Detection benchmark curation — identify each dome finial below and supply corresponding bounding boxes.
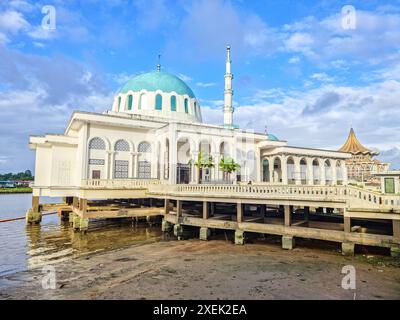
[157,54,161,72]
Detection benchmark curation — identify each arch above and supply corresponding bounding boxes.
[262,159,270,182]
[139,93,148,110]
[89,137,106,150]
[325,159,332,185]
[88,137,106,179]
[127,94,133,111]
[219,141,230,157]
[170,95,177,112]
[138,141,152,179]
[177,137,192,184]
[272,157,282,183]
[287,156,295,184]
[138,141,152,153]
[155,94,162,110]
[312,159,321,185]
[114,139,130,152]
[118,96,121,111]
[300,158,307,185]
[184,98,188,113]
[194,101,197,117]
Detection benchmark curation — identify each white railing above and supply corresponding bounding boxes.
[82,179,162,189]
[81,179,400,210]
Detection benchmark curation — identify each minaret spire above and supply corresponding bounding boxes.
[157,54,161,72]
[223,45,234,127]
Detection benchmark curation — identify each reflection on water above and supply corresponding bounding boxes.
[0,194,163,285]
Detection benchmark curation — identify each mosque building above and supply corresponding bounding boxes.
[26,47,400,257]
[29,46,350,195]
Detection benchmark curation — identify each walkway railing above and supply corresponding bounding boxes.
[81,179,162,189]
[81,179,400,210]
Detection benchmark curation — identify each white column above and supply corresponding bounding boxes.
[109,151,116,179]
[307,158,314,185]
[191,151,198,184]
[269,158,274,183]
[169,138,177,184]
[281,156,288,185]
[331,159,338,185]
[256,152,262,183]
[320,159,326,186]
[342,161,348,185]
[294,157,301,185]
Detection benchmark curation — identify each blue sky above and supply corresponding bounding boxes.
[1,0,400,173]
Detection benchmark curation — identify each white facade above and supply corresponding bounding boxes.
[29,48,351,198]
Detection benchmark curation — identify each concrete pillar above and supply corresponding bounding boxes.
[390,246,400,258]
[79,198,87,215]
[176,200,182,217]
[199,227,211,241]
[164,198,171,215]
[237,202,243,223]
[235,230,245,245]
[161,219,172,232]
[344,216,351,233]
[304,206,310,223]
[341,242,355,256]
[26,196,42,224]
[203,201,209,220]
[282,235,295,250]
[210,202,216,216]
[393,220,400,239]
[72,213,89,232]
[284,205,291,226]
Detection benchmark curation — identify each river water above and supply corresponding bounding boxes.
[0,193,163,288]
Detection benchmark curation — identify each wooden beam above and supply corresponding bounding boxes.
[284,205,291,226]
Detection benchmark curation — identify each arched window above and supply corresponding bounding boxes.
[128,95,133,111]
[155,94,162,110]
[139,93,147,110]
[118,96,121,111]
[194,102,197,117]
[138,142,151,153]
[114,139,130,152]
[170,95,177,112]
[89,138,105,150]
[184,98,188,113]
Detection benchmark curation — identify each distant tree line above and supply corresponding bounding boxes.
[0,170,34,181]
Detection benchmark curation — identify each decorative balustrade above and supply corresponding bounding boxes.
[81,179,400,210]
[82,179,162,189]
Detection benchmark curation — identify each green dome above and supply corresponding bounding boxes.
[268,133,279,141]
[119,71,196,98]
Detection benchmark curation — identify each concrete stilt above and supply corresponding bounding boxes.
[161,219,172,232]
[199,227,211,241]
[72,214,89,232]
[390,246,400,258]
[25,196,41,224]
[341,242,355,256]
[284,205,291,226]
[174,224,183,239]
[282,235,295,250]
[234,230,245,245]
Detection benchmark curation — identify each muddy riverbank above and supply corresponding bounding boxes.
[2,238,400,300]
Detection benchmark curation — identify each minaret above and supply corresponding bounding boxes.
[157,54,161,72]
[223,45,234,127]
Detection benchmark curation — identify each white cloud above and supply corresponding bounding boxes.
[288,56,300,64]
[0,10,30,33]
[196,82,216,87]
[178,73,192,82]
[310,72,335,82]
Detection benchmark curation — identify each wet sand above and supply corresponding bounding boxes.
[1,238,400,300]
